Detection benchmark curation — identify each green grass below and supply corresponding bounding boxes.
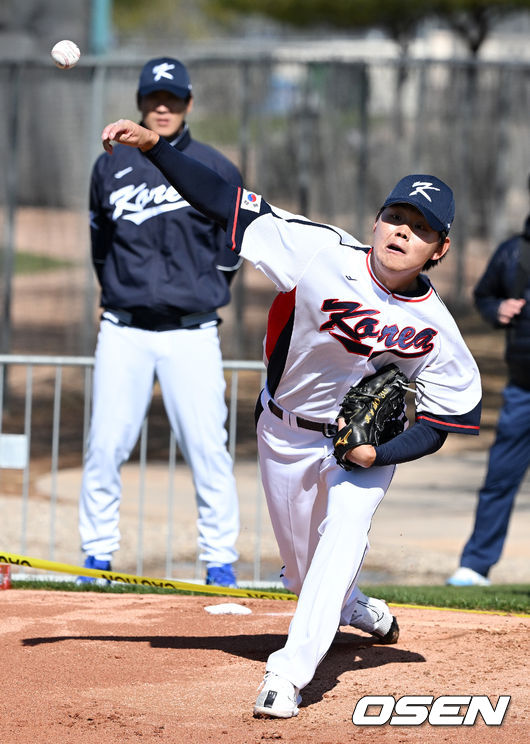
[10,577,298,598]
[361,584,530,616]
[12,579,222,597]
[14,252,74,274]
[10,579,530,615]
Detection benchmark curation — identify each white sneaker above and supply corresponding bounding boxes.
[446,566,491,587]
[349,596,399,644]
[254,672,301,718]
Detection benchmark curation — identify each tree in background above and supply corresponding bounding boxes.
[205,0,529,307]
[206,0,434,56]
[207,1,439,137]
[206,0,530,57]
[113,0,223,43]
[111,1,530,60]
[429,1,530,300]
[432,0,530,56]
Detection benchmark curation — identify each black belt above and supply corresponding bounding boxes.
[103,308,219,332]
[267,399,337,437]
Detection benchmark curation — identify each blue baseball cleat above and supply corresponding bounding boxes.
[76,555,112,585]
[205,563,238,588]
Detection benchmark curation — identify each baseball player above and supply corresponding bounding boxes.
[99,119,482,718]
[78,59,243,589]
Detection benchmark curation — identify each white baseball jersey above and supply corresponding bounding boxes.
[145,133,482,696]
[229,192,481,434]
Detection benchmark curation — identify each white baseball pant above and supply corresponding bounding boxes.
[257,389,395,690]
[79,318,239,564]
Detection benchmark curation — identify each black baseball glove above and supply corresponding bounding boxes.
[333,363,409,470]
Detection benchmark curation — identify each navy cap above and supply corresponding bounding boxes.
[137,57,192,100]
[382,174,455,233]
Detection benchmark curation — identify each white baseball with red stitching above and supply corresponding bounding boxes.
[51,40,81,69]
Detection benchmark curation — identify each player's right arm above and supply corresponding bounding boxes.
[474,240,525,326]
[100,119,347,293]
[101,119,237,229]
[497,298,526,324]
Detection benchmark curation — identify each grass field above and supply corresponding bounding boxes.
[14,251,74,274]
[10,578,530,616]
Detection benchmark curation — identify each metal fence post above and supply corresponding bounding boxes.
[49,365,63,560]
[20,365,33,555]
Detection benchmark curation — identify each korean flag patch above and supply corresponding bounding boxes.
[241,189,262,213]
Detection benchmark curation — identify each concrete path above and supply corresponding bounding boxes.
[2,444,528,586]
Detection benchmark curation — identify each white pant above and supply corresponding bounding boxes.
[79,319,239,564]
[257,391,394,690]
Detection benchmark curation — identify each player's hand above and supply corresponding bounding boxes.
[497,298,526,325]
[101,119,159,154]
[336,416,376,468]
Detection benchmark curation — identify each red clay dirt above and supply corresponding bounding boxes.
[0,590,527,744]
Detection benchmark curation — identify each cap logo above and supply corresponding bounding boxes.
[409,181,440,202]
[152,62,176,82]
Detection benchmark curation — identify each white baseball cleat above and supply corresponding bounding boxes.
[349,596,400,644]
[253,672,301,718]
[446,566,491,587]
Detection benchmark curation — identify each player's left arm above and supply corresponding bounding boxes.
[375,421,447,466]
[342,344,481,469]
[342,419,448,468]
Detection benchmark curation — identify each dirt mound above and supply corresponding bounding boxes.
[0,590,527,743]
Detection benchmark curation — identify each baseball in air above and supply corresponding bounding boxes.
[51,40,81,69]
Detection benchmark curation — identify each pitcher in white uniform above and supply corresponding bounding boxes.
[98,119,482,719]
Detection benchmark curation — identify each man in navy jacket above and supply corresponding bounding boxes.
[79,57,242,587]
[448,183,530,586]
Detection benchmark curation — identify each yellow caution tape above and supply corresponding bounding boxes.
[0,551,296,601]
[389,602,530,619]
[2,552,527,617]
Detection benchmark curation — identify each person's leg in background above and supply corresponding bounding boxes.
[78,321,156,580]
[448,383,530,586]
[156,324,239,587]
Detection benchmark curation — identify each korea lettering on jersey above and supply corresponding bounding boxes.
[228,190,481,433]
[108,180,189,225]
[90,137,242,313]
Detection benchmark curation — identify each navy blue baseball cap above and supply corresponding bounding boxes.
[137,57,192,100]
[382,174,455,234]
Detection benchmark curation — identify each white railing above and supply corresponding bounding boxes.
[0,355,278,584]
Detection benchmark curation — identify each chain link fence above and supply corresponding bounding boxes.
[0,51,529,583]
[0,354,270,582]
[1,53,529,359]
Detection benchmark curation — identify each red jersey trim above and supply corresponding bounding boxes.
[366,249,433,302]
[230,186,242,250]
[265,288,296,362]
[417,414,480,431]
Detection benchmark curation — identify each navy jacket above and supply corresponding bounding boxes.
[474,219,530,389]
[89,125,242,319]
